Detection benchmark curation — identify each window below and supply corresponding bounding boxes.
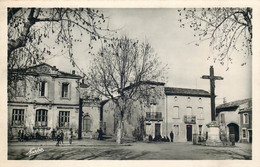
[35,109,48,127]
[62,83,69,98]
[173,106,179,118]
[198,125,203,135]
[12,109,24,126]
[59,111,70,127]
[198,98,202,103]
[186,107,192,116]
[16,80,26,97]
[221,113,225,123]
[198,107,204,119]
[242,129,247,138]
[187,97,191,102]
[243,113,249,124]
[83,115,92,132]
[173,124,179,135]
[39,81,48,97]
[150,103,156,113]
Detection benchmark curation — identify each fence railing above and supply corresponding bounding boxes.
[184,115,196,124]
[146,112,163,121]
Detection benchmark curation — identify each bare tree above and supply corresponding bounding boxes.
[178,8,252,69]
[87,36,166,144]
[8,8,112,98]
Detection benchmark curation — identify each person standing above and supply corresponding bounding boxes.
[18,130,21,142]
[69,128,73,144]
[56,132,61,146]
[170,131,174,142]
[60,130,64,144]
[97,128,103,140]
[51,129,56,141]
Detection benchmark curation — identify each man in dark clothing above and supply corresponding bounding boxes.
[69,128,73,144]
[51,129,56,141]
[56,133,61,146]
[170,131,174,142]
[60,130,64,144]
[97,128,103,140]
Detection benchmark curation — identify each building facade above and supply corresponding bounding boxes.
[216,98,252,142]
[8,63,83,139]
[164,87,211,142]
[102,84,212,142]
[239,106,252,143]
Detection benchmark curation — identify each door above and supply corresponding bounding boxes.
[227,123,239,142]
[249,130,252,143]
[186,125,192,141]
[155,124,161,137]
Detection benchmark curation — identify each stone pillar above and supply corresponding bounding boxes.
[205,121,222,146]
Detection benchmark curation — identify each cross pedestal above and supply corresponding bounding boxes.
[202,66,223,146]
[205,121,222,146]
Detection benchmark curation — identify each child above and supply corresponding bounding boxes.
[56,132,61,146]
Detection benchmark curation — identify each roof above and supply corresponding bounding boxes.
[216,98,252,110]
[22,63,82,79]
[239,106,252,114]
[123,80,165,91]
[164,87,210,97]
[216,98,252,114]
[140,81,165,86]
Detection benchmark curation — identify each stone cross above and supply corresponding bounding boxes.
[202,66,223,121]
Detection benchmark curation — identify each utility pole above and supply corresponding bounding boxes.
[78,98,83,139]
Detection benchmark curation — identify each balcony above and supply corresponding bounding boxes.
[146,112,163,121]
[184,115,196,124]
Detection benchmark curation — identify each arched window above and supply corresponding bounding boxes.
[35,109,48,127]
[83,114,92,132]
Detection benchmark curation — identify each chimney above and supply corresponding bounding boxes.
[223,97,227,104]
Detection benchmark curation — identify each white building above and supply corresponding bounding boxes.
[102,82,211,142]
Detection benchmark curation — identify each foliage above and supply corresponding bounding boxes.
[132,115,146,141]
[178,8,252,69]
[8,8,112,99]
[87,36,166,143]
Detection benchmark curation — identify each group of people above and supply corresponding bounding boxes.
[51,128,73,146]
[148,131,175,142]
[17,130,46,141]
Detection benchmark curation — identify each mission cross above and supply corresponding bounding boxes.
[201,66,223,121]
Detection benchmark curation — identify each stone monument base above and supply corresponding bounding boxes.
[205,121,223,146]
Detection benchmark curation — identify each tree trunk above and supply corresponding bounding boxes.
[116,119,123,144]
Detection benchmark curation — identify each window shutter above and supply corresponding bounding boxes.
[45,82,48,97]
[62,84,64,97]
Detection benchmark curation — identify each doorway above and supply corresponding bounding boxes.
[248,130,252,143]
[155,124,161,137]
[82,115,92,132]
[227,123,239,142]
[186,125,192,141]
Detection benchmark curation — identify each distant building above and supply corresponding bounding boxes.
[239,106,252,143]
[164,87,211,142]
[216,98,252,142]
[80,83,102,138]
[102,82,211,142]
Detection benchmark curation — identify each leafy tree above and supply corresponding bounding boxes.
[132,115,146,141]
[178,8,252,69]
[8,8,112,98]
[87,36,166,144]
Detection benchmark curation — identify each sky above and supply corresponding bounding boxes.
[46,8,252,105]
